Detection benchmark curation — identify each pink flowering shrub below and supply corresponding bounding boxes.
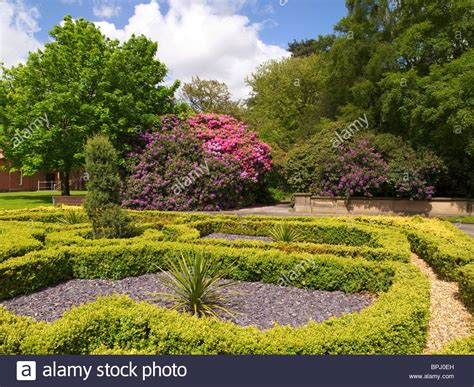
[189,114,272,183]
[123,114,272,210]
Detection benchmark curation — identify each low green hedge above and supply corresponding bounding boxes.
[348,216,474,310]
[436,335,474,355]
[194,219,378,247]
[457,263,474,311]
[13,262,429,354]
[162,224,200,242]
[0,248,72,299]
[0,241,396,299]
[351,216,474,279]
[0,222,46,262]
[195,238,409,262]
[44,227,163,247]
[0,307,37,354]
[0,207,74,222]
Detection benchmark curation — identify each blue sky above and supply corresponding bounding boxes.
[31,0,347,46]
[1,0,348,98]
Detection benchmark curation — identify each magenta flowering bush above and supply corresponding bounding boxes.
[122,114,272,211]
[315,139,389,198]
[189,113,272,182]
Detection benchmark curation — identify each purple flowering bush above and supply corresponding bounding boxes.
[123,114,272,211]
[315,139,389,198]
[287,130,444,199]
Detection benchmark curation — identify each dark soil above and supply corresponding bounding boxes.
[0,273,375,330]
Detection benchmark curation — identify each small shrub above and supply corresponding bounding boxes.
[150,250,237,318]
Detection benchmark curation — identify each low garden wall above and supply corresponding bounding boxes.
[294,194,473,217]
[52,196,85,206]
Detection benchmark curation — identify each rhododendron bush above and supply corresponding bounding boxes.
[286,131,443,199]
[123,114,272,210]
[316,140,389,198]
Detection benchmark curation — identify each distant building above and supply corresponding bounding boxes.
[0,151,84,192]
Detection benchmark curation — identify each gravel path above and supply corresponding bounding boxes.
[0,273,374,330]
[202,233,272,242]
[410,253,472,353]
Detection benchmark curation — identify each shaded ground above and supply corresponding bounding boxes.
[0,273,375,330]
[410,253,472,353]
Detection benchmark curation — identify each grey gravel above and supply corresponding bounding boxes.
[0,274,375,330]
[202,233,272,242]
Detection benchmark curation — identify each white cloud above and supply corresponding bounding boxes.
[0,0,42,68]
[94,0,289,99]
[93,1,121,19]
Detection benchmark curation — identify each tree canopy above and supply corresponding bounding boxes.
[0,16,178,195]
[180,77,243,119]
[247,0,473,196]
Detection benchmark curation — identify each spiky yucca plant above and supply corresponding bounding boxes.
[268,223,302,243]
[58,210,86,225]
[151,250,237,318]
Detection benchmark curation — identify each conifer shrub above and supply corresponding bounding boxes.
[84,134,133,238]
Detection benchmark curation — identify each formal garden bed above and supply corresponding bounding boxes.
[0,207,472,355]
[0,272,375,329]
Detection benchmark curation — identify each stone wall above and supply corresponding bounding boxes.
[294,194,472,216]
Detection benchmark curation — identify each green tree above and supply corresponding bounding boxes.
[0,16,178,195]
[288,34,336,57]
[84,134,132,239]
[246,54,329,153]
[180,77,244,119]
[281,0,473,195]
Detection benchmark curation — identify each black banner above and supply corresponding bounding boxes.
[1,355,472,387]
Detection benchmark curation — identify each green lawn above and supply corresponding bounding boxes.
[0,191,86,209]
[440,216,474,224]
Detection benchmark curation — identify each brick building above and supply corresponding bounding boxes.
[0,151,84,192]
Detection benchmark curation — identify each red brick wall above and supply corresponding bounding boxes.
[0,160,49,192]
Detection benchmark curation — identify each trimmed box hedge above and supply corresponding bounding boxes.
[0,222,46,262]
[0,240,396,299]
[436,335,474,355]
[0,208,472,354]
[1,260,429,355]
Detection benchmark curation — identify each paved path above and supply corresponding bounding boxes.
[452,223,474,238]
[218,203,305,217]
[218,204,474,238]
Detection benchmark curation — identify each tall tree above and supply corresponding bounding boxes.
[180,77,243,119]
[0,16,178,195]
[246,54,329,153]
[288,35,336,57]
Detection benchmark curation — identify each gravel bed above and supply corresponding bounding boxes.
[0,273,375,330]
[202,233,272,242]
[410,253,472,353]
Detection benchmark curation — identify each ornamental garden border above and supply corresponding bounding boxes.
[0,208,472,354]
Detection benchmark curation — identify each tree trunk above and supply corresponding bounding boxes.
[60,171,70,196]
